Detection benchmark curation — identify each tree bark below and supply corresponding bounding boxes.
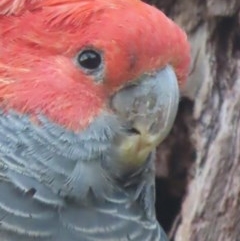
[144,0,240,240]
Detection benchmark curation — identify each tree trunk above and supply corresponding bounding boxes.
[144,0,240,240]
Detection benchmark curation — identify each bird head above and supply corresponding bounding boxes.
[0,0,190,183]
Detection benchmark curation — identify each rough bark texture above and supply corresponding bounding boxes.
[144,0,240,240]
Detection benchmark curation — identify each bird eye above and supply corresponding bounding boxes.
[77,49,102,70]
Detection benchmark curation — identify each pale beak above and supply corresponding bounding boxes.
[111,65,179,167]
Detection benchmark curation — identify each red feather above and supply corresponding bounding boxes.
[0,0,190,131]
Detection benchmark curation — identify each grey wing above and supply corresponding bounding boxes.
[0,113,168,241]
[0,169,166,241]
[0,164,59,241]
[0,113,62,240]
[0,163,167,241]
[57,193,166,241]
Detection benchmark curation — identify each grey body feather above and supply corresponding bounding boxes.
[0,111,168,241]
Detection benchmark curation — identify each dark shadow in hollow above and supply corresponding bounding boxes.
[154,98,195,235]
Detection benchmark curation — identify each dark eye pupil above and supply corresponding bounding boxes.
[78,50,101,70]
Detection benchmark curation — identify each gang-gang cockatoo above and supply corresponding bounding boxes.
[0,0,190,240]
